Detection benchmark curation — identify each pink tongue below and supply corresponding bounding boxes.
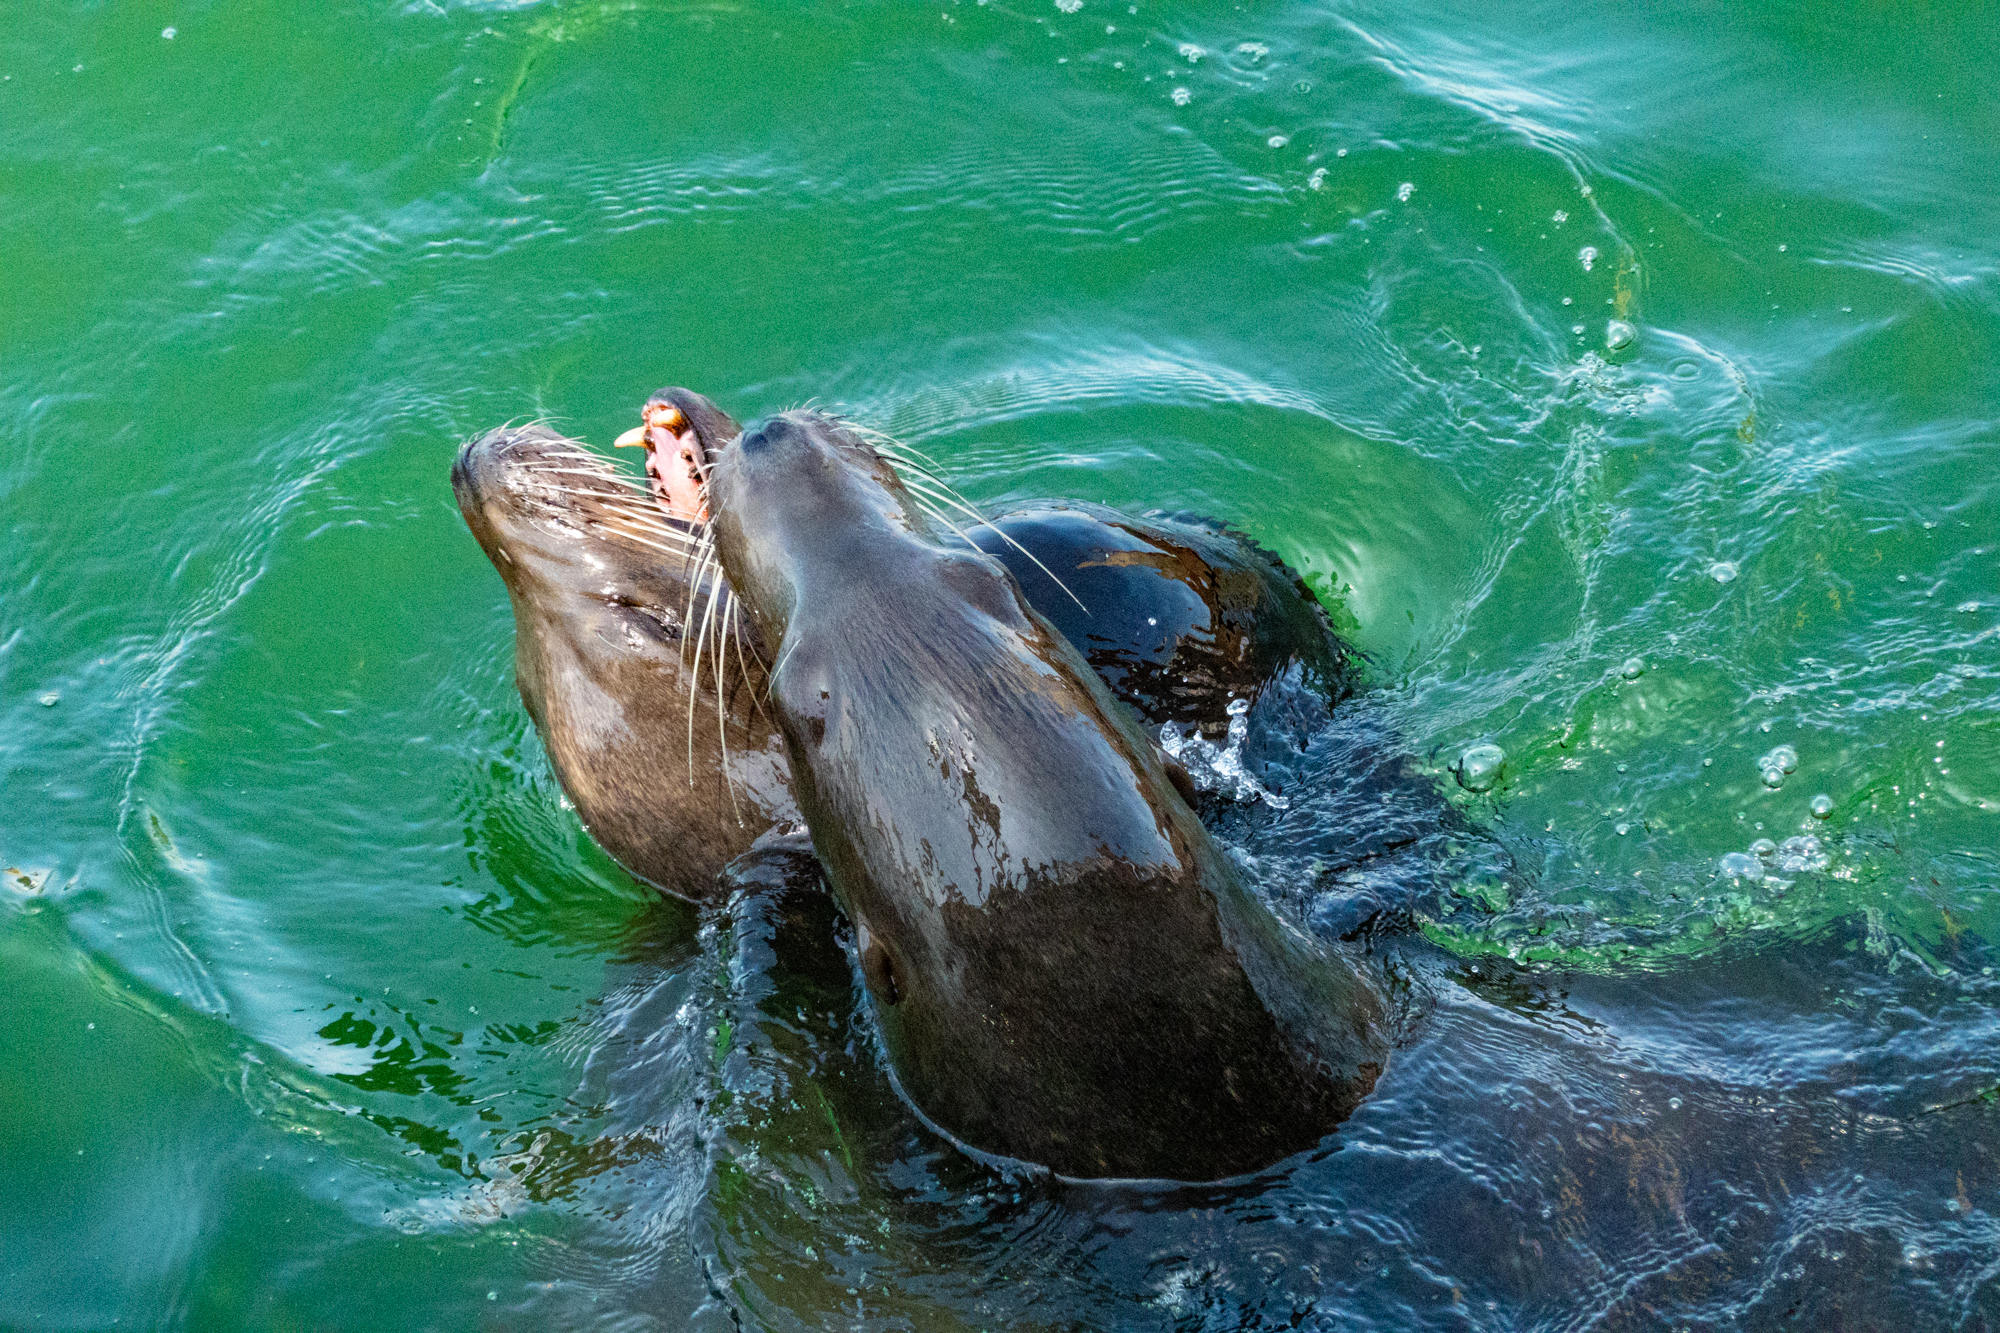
[645,425,709,523]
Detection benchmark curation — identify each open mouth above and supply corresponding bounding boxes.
[615,399,710,524]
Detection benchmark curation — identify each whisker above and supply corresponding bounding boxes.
[685,564,715,789]
[523,482,655,503]
[522,466,651,489]
[593,527,701,560]
[714,586,742,823]
[599,515,701,545]
[729,592,772,727]
[898,475,1088,613]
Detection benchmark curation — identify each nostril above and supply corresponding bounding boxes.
[739,428,771,455]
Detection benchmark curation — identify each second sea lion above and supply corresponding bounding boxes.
[706,409,1386,1181]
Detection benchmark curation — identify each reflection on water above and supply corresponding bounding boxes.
[3,0,1998,1326]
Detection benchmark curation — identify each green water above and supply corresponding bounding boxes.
[4,0,1998,1328]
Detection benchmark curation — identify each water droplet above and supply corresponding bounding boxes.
[1267,134,1289,148]
[1667,1096,1683,1110]
[1606,320,1636,351]
[1615,822,1630,836]
[38,692,58,706]
[1170,86,1190,106]
[161,26,177,39]
[1396,181,1415,202]
[1454,743,1505,792]
[1709,561,1739,584]
[1620,656,1645,680]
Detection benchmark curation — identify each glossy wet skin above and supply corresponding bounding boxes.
[708,410,1387,1180]
[969,501,1355,733]
[452,394,797,899]
[454,386,1358,908]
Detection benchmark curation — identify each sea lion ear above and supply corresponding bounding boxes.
[767,638,833,718]
[933,549,1033,632]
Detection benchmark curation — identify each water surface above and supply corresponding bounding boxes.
[3,0,1998,1328]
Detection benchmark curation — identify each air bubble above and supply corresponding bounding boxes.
[1750,838,1777,858]
[1054,0,1081,11]
[1756,746,1797,789]
[161,26,177,38]
[1453,743,1505,792]
[1170,86,1190,105]
[1579,245,1598,271]
[1267,134,1289,148]
[1667,1096,1683,1110]
[1775,835,1827,873]
[1397,181,1415,202]
[1718,852,1763,879]
[1709,561,1739,584]
[1606,320,1636,351]
[1809,794,1834,819]
[1178,42,1204,62]
[1307,167,1326,190]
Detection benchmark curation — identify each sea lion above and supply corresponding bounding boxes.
[452,391,795,900]
[707,409,1386,1181]
[963,501,1353,732]
[456,389,1356,903]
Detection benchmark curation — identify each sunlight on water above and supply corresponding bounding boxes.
[3,0,1998,1328]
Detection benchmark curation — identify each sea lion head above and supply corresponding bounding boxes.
[452,391,793,898]
[708,410,1384,1180]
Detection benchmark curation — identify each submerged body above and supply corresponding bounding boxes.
[707,410,1385,1180]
